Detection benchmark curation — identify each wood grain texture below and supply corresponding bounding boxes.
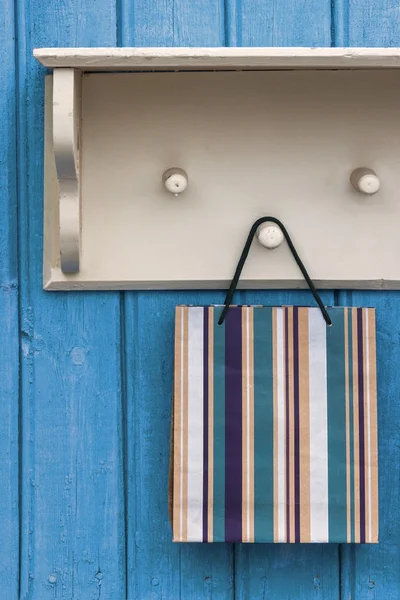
[0,1,19,598]
[334,0,400,46]
[225,0,332,46]
[123,291,233,599]
[335,4,400,598]
[120,0,224,46]
[16,1,125,598]
[3,0,397,598]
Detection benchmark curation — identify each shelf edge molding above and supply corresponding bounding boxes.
[34,46,400,71]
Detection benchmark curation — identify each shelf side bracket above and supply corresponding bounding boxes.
[53,68,81,273]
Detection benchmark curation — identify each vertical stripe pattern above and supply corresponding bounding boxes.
[173,306,379,543]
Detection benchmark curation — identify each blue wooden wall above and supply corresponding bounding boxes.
[1,0,400,598]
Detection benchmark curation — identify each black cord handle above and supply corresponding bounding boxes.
[218,217,332,326]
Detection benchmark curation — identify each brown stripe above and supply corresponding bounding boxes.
[298,308,310,543]
[352,308,360,543]
[208,307,214,542]
[242,307,248,541]
[273,308,279,542]
[344,308,351,543]
[182,307,189,542]
[362,309,370,542]
[249,308,255,543]
[283,309,288,542]
[173,307,183,540]
[368,309,379,543]
[288,307,295,543]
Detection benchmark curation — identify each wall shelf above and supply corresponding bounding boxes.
[35,48,400,290]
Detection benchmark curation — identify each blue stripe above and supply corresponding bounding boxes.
[253,308,274,542]
[326,308,347,542]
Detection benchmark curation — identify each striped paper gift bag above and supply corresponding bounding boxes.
[171,305,378,543]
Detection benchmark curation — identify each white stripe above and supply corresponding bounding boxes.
[276,309,286,542]
[246,308,250,542]
[186,307,204,541]
[365,313,372,543]
[179,310,184,541]
[309,309,329,543]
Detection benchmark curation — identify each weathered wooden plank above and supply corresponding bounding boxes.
[121,5,233,597]
[17,1,126,598]
[334,0,400,47]
[335,5,400,598]
[0,1,19,598]
[223,2,339,598]
[123,291,233,600]
[225,0,332,46]
[120,0,224,46]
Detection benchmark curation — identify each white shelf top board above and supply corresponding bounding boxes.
[34,47,400,71]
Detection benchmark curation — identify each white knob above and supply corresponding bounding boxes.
[163,168,188,195]
[257,222,284,249]
[350,168,380,195]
